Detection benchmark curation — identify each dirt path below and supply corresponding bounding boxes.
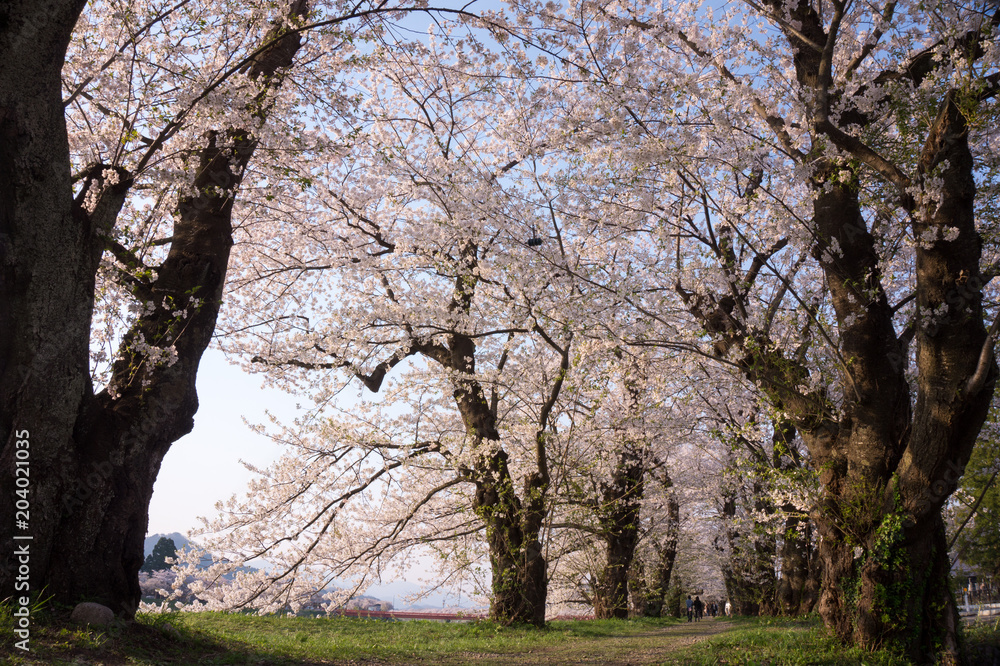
[442,619,734,665]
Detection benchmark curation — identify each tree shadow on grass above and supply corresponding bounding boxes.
[0,607,360,666]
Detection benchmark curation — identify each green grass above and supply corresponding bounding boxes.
[2,605,999,665]
[672,616,911,665]
[147,612,686,663]
[963,618,1000,664]
[1,607,689,665]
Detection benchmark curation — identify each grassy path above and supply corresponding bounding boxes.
[441,619,735,665]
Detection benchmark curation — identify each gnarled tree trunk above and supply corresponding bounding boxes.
[674,3,997,657]
[775,512,818,616]
[629,486,679,617]
[0,0,308,615]
[592,444,643,619]
[452,322,554,626]
[471,445,549,626]
[772,421,818,616]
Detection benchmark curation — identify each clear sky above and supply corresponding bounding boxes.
[146,348,302,537]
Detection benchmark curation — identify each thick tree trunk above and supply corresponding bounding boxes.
[1,129,243,615]
[808,89,990,662]
[772,422,817,616]
[593,445,643,619]
[686,155,988,649]
[41,136,239,611]
[628,473,679,617]
[654,493,680,614]
[453,338,549,626]
[693,88,991,657]
[593,531,637,619]
[472,448,548,626]
[780,7,993,661]
[775,513,815,615]
[520,491,549,626]
[0,0,95,608]
[813,506,962,655]
[628,537,678,618]
[0,0,307,615]
[593,362,653,619]
[716,475,777,616]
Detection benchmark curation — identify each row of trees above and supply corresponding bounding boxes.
[3,0,1000,662]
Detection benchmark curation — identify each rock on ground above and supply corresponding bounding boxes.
[70,602,115,626]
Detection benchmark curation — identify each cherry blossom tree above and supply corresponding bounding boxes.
[138,568,177,601]
[543,349,688,619]
[209,31,606,623]
[0,0,481,617]
[710,407,820,616]
[519,0,1000,658]
[673,363,819,616]
[11,5,994,659]
[625,485,681,618]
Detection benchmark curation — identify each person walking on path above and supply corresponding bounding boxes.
[686,595,693,622]
[725,600,732,617]
[693,596,704,621]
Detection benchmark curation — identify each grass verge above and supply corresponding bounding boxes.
[2,604,999,665]
[677,615,1000,665]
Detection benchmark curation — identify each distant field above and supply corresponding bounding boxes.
[3,608,999,665]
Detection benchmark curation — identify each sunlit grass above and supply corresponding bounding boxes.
[3,608,998,665]
[154,612,683,662]
[673,616,911,665]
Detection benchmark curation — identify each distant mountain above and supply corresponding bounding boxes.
[144,531,261,579]
[144,532,217,569]
[144,532,191,558]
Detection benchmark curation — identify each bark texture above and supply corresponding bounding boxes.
[772,422,819,616]
[669,1,1000,657]
[0,0,97,608]
[458,368,550,626]
[0,0,308,615]
[592,443,643,619]
[447,245,556,627]
[775,511,819,616]
[678,10,997,656]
